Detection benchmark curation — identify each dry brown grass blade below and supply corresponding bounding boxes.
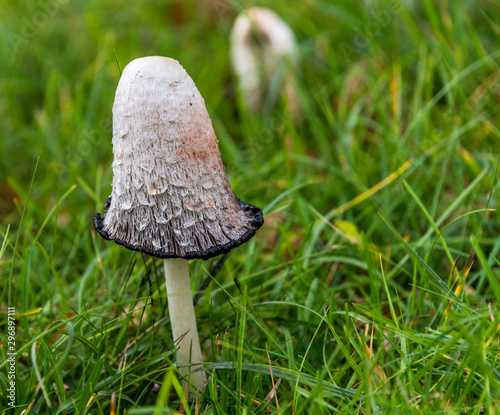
[265,342,280,410]
[364,324,391,390]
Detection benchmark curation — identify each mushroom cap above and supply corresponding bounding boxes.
[231,7,296,57]
[94,56,263,260]
[230,7,297,111]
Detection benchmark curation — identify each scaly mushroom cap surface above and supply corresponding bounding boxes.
[94,56,263,260]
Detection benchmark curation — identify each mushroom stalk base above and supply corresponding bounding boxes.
[164,258,206,395]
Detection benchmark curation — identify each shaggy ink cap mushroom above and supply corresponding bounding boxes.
[94,56,263,259]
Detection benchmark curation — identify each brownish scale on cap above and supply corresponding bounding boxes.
[94,56,263,259]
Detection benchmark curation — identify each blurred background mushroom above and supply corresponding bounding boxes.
[230,7,301,116]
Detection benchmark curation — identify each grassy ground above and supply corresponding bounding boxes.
[1,0,500,413]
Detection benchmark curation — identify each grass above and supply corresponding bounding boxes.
[1,0,500,413]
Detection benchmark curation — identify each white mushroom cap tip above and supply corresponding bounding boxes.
[121,56,188,83]
[95,56,263,260]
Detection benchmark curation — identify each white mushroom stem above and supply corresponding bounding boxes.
[164,258,206,395]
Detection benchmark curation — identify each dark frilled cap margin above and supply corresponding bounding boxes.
[94,198,263,260]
